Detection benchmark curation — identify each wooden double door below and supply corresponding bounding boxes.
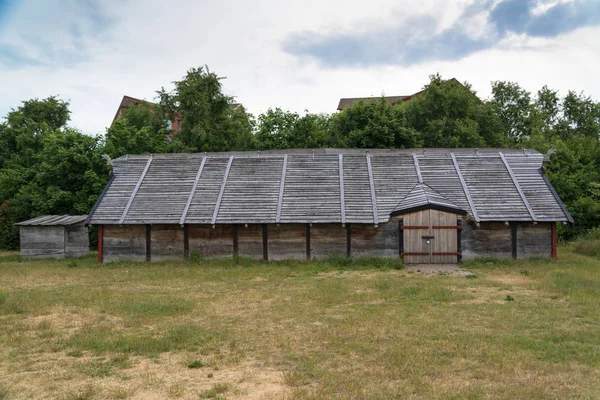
[401,209,461,264]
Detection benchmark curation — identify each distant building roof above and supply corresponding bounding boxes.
[337,94,418,111]
[15,215,89,226]
[337,78,464,111]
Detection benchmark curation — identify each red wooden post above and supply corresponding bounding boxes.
[551,222,557,260]
[97,225,103,264]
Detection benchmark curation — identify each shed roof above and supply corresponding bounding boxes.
[87,148,573,226]
[391,183,467,216]
[16,215,89,226]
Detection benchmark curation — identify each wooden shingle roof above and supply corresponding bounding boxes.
[391,183,467,216]
[87,149,572,226]
[16,215,88,226]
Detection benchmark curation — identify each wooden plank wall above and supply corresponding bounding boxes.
[237,224,264,259]
[99,221,555,263]
[461,222,512,260]
[189,225,234,259]
[103,225,146,262]
[517,222,552,258]
[350,223,398,258]
[310,224,347,259]
[268,224,306,260]
[64,225,90,258]
[151,224,184,261]
[20,226,66,259]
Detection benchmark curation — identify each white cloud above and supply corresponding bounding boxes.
[0,0,599,135]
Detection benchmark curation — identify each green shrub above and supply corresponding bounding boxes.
[188,360,204,369]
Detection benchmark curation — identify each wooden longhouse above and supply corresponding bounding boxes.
[86,149,572,264]
[16,215,90,259]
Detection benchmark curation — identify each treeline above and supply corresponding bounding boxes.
[1,67,599,249]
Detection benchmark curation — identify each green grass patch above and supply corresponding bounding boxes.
[66,324,226,357]
[0,246,599,399]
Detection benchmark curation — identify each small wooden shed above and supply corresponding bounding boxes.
[15,215,90,259]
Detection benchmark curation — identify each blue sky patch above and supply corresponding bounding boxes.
[284,0,600,67]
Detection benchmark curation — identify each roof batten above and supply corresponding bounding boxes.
[366,153,378,225]
[412,153,423,183]
[451,153,480,222]
[275,155,288,223]
[212,156,234,225]
[119,156,152,225]
[339,154,346,224]
[180,156,207,226]
[499,152,537,221]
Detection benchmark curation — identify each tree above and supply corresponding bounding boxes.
[254,109,329,150]
[0,96,70,169]
[329,98,421,149]
[490,81,534,144]
[157,66,254,152]
[0,98,108,250]
[404,75,507,148]
[104,102,170,158]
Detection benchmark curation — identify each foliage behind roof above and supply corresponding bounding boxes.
[87,148,572,226]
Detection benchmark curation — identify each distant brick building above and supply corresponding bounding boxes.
[336,78,462,111]
[113,95,245,133]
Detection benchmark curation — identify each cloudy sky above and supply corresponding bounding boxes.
[1,0,599,135]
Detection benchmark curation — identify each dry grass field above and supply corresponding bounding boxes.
[0,247,599,399]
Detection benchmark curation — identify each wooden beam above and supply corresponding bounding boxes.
[412,153,423,183]
[183,224,189,259]
[366,153,379,225]
[306,224,311,261]
[339,154,346,224]
[399,220,404,258]
[233,224,239,257]
[346,223,351,257]
[451,153,480,222]
[499,152,537,221]
[119,156,152,224]
[212,156,234,225]
[551,222,557,260]
[145,224,151,262]
[511,223,518,259]
[276,155,288,223]
[180,156,207,226]
[97,225,103,264]
[262,224,268,261]
[457,219,462,262]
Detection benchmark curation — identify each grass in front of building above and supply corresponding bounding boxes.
[0,246,598,399]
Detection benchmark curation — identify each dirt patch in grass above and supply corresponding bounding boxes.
[488,274,534,286]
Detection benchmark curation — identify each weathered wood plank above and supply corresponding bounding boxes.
[499,152,537,221]
[451,153,479,222]
[365,154,378,225]
[119,156,153,224]
[339,154,346,224]
[517,222,552,258]
[310,224,346,259]
[413,153,423,183]
[180,156,207,225]
[350,223,398,258]
[151,224,185,261]
[461,221,512,260]
[237,224,263,259]
[276,155,288,223]
[212,156,234,225]
[103,225,146,262]
[189,224,234,259]
[268,224,306,261]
